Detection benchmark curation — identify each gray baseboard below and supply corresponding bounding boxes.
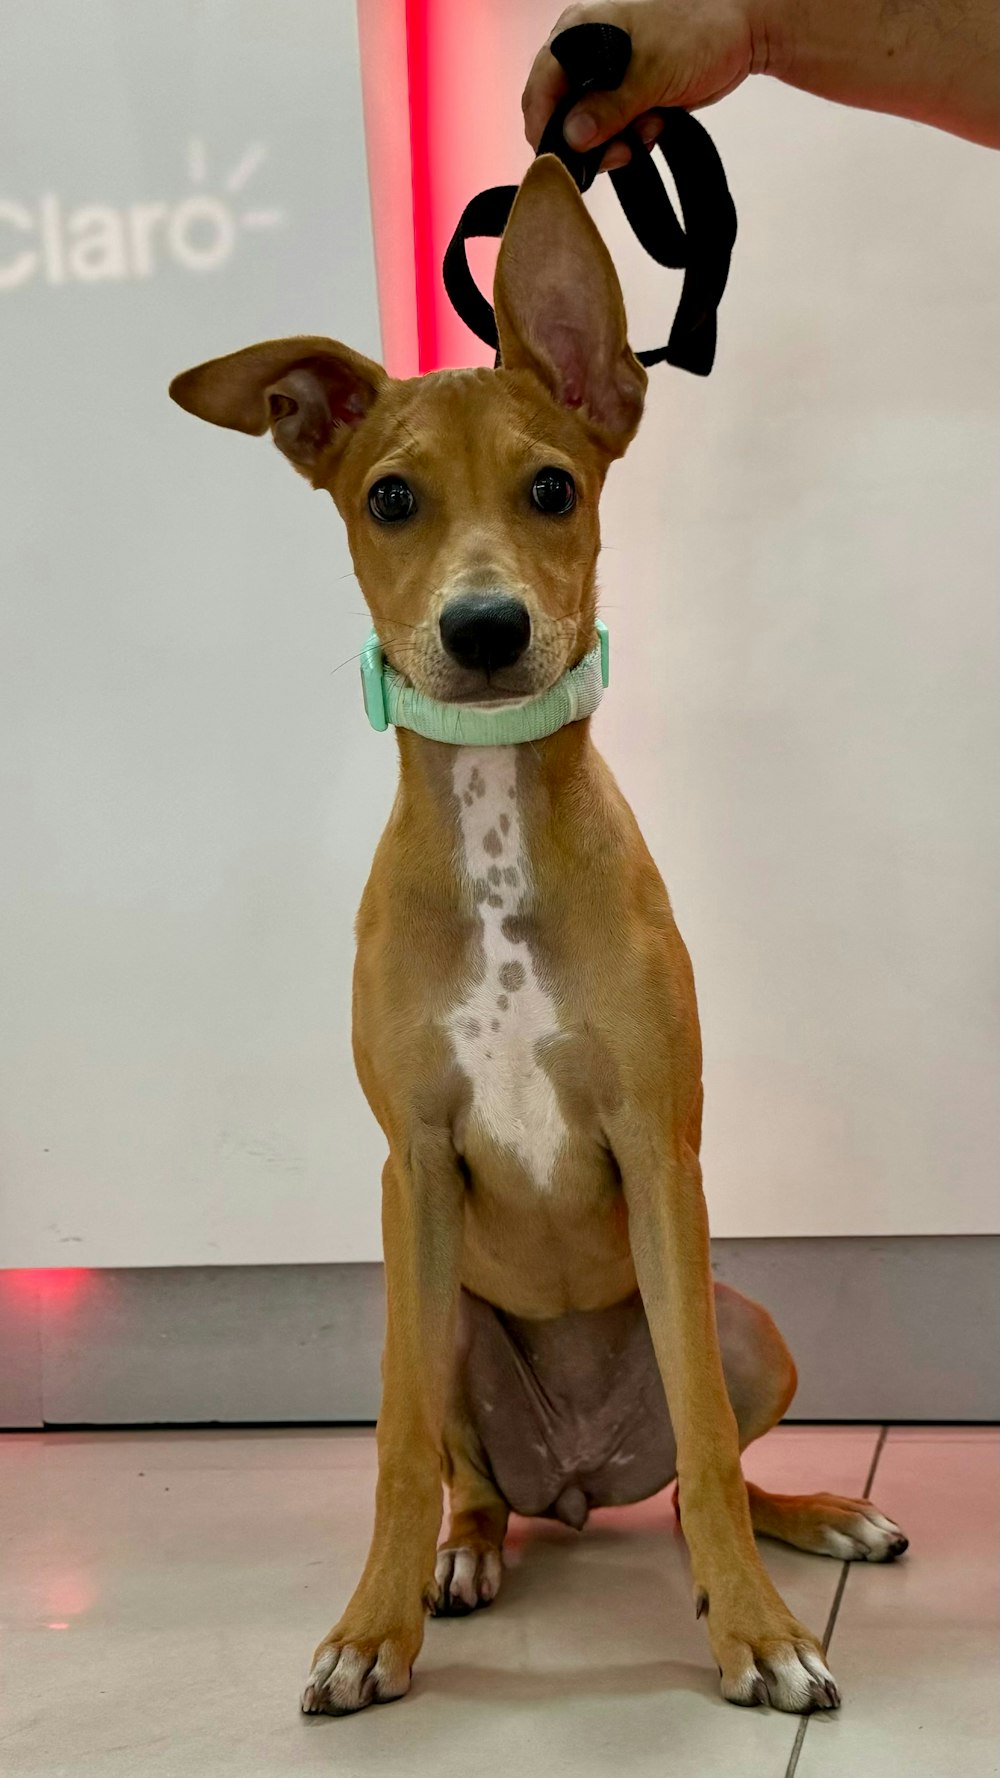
[2,1237,998,1429]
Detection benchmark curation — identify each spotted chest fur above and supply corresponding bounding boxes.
[445,747,568,1190]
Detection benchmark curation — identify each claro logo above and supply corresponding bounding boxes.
[0,140,284,292]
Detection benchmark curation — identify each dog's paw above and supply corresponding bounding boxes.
[793,1493,909,1563]
[430,1543,503,1616]
[301,1635,413,1717]
[721,1637,841,1714]
[708,1594,841,1716]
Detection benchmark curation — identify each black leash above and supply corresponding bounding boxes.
[442,21,737,377]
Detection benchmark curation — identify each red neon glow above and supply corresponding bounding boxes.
[46,1623,70,1632]
[362,0,524,375]
[46,1569,98,1619]
[2,1268,93,1309]
[405,0,438,373]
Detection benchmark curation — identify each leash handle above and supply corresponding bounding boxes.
[441,21,737,377]
[536,21,634,194]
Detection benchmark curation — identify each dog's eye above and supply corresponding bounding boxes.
[531,467,576,516]
[368,476,416,523]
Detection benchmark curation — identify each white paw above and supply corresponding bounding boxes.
[431,1544,503,1615]
[814,1498,909,1563]
[301,1638,411,1716]
[724,1644,841,1713]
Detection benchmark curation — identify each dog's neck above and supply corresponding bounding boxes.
[392,723,602,898]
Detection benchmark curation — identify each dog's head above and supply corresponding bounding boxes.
[170,157,646,705]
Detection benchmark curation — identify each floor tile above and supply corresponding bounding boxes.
[795,1428,1000,1778]
[0,1424,879,1778]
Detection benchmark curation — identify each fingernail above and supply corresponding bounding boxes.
[638,117,662,145]
[565,111,597,149]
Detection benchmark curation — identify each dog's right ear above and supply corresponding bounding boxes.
[169,336,387,481]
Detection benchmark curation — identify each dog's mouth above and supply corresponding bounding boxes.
[443,675,548,708]
[385,652,562,708]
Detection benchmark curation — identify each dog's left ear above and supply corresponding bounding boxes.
[494,156,647,458]
[169,336,387,481]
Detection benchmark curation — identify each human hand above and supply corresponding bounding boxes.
[522,0,764,168]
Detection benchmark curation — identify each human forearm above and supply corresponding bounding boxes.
[758,0,999,146]
[523,0,999,159]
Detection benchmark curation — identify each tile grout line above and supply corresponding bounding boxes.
[782,1423,890,1778]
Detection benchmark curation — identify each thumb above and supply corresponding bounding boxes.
[562,83,649,150]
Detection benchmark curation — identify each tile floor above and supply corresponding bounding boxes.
[0,1424,996,1778]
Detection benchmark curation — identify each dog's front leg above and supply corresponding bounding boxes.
[302,1140,464,1717]
[620,1134,841,1715]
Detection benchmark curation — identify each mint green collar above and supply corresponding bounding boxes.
[360,621,609,747]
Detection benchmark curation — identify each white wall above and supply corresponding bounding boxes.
[590,91,999,1235]
[2,1,997,1266]
[0,1,392,1267]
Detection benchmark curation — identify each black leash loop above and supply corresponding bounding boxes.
[442,21,737,377]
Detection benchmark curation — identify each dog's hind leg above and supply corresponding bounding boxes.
[711,1284,909,1564]
[432,1397,509,1616]
[430,1291,510,1617]
[745,1484,909,1563]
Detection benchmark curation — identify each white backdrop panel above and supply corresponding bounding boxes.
[588,88,999,1235]
[0,0,391,1266]
[2,1,996,1264]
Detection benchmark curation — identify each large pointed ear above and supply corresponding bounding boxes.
[168,336,387,481]
[494,156,646,458]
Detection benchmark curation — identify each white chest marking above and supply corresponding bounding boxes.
[446,747,568,1190]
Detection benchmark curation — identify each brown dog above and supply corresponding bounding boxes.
[170,155,907,1720]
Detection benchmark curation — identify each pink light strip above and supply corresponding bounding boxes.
[405,0,439,373]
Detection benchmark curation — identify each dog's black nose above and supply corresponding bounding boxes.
[439,595,531,675]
